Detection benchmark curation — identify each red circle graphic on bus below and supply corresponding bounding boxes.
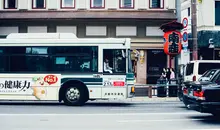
[44,75,58,85]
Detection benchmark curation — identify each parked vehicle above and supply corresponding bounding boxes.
[182,69,220,106]
[178,60,220,101]
[182,69,220,117]
[184,60,220,82]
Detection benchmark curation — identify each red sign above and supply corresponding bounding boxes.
[182,17,188,28]
[44,75,58,85]
[163,30,182,56]
[113,81,125,87]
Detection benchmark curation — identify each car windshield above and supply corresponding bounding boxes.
[202,70,217,78]
[198,63,220,75]
[198,69,217,82]
[210,71,220,83]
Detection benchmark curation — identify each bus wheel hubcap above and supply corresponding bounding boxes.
[66,87,80,101]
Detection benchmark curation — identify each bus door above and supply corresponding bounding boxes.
[102,49,127,99]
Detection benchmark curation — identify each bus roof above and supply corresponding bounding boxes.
[6,33,78,39]
[0,33,131,47]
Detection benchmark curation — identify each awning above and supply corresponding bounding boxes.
[188,30,220,48]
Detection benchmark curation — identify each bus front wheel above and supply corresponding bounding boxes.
[63,85,86,106]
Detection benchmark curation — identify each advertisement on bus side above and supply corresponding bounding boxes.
[0,74,61,100]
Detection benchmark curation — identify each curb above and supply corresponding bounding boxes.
[93,97,180,103]
[129,97,179,102]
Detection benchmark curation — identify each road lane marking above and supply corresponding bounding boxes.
[0,112,204,116]
[117,118,203,123]
[186,129,220,130]
[110,108,185,111]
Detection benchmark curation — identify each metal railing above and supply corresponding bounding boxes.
[134,79,181,98]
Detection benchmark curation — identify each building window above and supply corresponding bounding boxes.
[61,0,75,8]
[149,0,164,9]
[215,1,220,25]
[4,0,17,9]
[32,0,46,9]
[188,7,190,16]
[120,0,134,8]
[90,0,105,8]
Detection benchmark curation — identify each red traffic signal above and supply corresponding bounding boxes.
[163,31,182,56]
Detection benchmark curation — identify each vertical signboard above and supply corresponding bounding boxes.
[182,17,189,51]
[180,17,190,64]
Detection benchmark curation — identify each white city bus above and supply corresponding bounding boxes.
[0,33,135,106]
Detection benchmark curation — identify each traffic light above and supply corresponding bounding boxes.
[163,31,182,56]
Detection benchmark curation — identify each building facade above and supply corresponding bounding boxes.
[181,0,220,62]
[0,0,177,84]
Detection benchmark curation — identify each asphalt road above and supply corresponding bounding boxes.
[0,100,219,130]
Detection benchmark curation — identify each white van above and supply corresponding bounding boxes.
[184,60,220,82]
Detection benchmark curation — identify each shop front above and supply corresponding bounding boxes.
[146,49,167,84]
[188,30,220,60]
[131,38,171,84]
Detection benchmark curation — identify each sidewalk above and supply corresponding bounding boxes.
[128,96,180,102]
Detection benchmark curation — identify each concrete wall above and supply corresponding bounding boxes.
[0,27,18,36]
[136,50,147,84]
[86,26,107,36]
[56,26,77,34]
[0,20,166,38]
[181,0,192,33]
[181,0,220,32]
[27,26,47,33]
[0,0,176,10]
[197,0,215,28]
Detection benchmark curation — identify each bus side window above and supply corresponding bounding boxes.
[103,49,126,74]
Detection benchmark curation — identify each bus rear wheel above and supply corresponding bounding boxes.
[63,85,86,106]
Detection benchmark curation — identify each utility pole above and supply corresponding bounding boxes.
[191,0,198,60]
[175,0,181,70]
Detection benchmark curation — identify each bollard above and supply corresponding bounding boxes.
[148,86,152,98]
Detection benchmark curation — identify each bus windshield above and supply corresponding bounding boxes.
[128,50,133,73]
